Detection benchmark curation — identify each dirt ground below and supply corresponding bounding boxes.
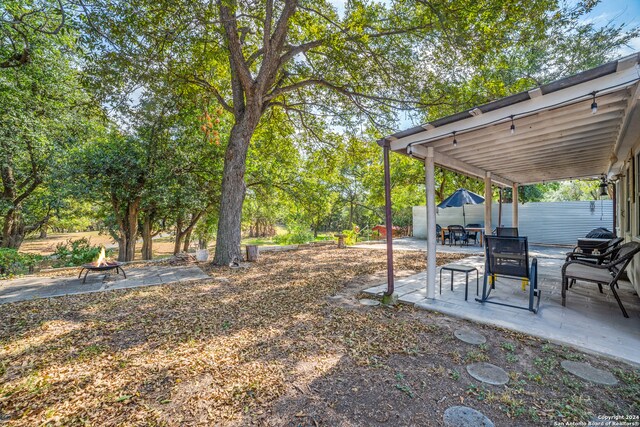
[0,247,638,426]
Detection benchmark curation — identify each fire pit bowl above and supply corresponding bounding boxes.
[78,261,126,284]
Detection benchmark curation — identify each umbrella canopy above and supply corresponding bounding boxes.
[438,188,485,209]
[437,188,485,225]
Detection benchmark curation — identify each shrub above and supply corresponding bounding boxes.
[273,223,314,245]
[0,249,41,278]
[342,224,361,245]
[52,238,114,267]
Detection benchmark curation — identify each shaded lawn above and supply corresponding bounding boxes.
[0,247,638,426]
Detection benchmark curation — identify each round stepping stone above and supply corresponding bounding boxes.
[466,363,509,386]
[454,328,487,345]
[443,406,494,427]
[560,360,618,385]
[359,298,380,307]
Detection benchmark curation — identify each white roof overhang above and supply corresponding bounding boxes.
[386,53,640,186]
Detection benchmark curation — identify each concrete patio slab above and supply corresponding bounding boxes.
[0,265,209,304]
[363,247,640,366]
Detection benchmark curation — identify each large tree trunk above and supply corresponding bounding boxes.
[141,209,154,260]
[182,228,192,252]
[174,211,204,255]
[1,209,26,249]
[213,114,259,266]
[173,214,184,255]
[113,196,141,262]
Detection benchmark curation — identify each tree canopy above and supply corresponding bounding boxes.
[0,0,637,259]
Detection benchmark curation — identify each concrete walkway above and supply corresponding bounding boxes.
[363,248,640,366]
[0,265,209,304]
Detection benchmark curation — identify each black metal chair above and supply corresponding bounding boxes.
[436,224,450,245]
[565,237,624,264]
[448,225,469,246]
[561,241,640,318]
[465,223,482,245]
[496,226,519,237]
[476,236,541,313]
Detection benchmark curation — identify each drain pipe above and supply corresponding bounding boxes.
[612,184,617,236]
[379,138,395,302]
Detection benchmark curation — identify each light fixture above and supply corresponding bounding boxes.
[591,92,598,115]
[452,131,457,147]
[509,115,516,135]
[599,176,608,197]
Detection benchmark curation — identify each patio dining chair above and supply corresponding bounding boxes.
[495,226,519,237]
[436,224,450,245]
[476,236,541,313]
[465,223,482,245]
[448,225,469,246]
[561,241,640,318]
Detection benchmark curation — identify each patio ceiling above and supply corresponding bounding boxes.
[386,52,640,186]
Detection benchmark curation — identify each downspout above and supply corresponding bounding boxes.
[612,184,617,236]
[379,138,395,301]
[498,188,503,228]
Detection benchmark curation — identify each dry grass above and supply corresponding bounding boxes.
[0,247,637,426]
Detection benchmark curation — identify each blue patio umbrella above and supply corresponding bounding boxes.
[437,188,485,225]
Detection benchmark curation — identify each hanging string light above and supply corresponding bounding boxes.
[452,131,457,147]
[599,175,608,197]
[510,115,516,135]
[591,91,598,114]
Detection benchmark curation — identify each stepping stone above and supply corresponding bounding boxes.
[454,328,487,345]
[443,406,494,427]
[560,360,618,385]
[359,298,380,307]
[466,363,509,386]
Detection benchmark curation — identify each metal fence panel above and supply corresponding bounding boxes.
[413,200,613,245]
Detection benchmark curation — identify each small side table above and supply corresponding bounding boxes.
[440,264,479,301]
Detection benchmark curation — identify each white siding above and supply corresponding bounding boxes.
[413,201,614,245]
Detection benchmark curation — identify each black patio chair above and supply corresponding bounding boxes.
[448,225,469,246]
[436,224,450,245]
[465,223,482,245]
[476,236,541,313]
[561,241,640,318]
[565,237,624,264]
[495,226,519,237]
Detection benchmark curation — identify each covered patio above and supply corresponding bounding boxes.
[363,246,640,365]
[374,53,640,364]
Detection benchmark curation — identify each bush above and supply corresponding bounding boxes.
[273,223,314,245]
[52,238,114,267]
[342,224,361,245]
[0,249,41,278]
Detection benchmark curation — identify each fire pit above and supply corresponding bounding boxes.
[78,248,126,284]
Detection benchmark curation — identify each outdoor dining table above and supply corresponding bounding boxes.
[441,227,485,247]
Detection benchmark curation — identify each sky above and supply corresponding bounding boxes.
[583,0,640,55]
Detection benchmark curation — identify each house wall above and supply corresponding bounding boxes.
[617,141,640,294]
[413,201,614,245]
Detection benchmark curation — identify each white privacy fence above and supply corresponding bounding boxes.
[413,200,614,245]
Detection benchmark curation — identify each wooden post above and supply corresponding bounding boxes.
[246,245,259,262]
[425,147,437,299]
[484,172,492,237]
[335,233,346,249]
[381,139,395,300]
[512,183,519,228]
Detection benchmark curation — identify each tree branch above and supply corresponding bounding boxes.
[217,0,254,93]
